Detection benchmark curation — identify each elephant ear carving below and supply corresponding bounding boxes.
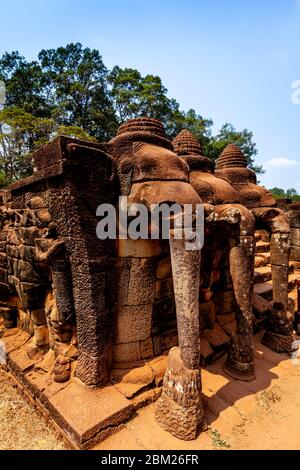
[116,146,134,196]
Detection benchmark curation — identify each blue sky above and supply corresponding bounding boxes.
[0,0,299,190]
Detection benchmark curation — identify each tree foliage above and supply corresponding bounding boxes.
[205,123,263,173]
[0,106,96,186]
[0,42,262,187]
[270,187,300,201]
[38,43,117,139]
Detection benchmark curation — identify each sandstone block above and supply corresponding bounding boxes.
[156,258,172,280]
[140,337,154,359]
[155,278,173,300]
[114,305,152,344]
[18,260,41,283]
[31,309,47,326]
[117,238,162,258]
[127,258,156,305]
[0,252,7,268]
[34,325,49,347]
[113,342,141,363]
[204,323,230,348]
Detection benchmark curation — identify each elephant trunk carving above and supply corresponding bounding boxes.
[155,229,206,440]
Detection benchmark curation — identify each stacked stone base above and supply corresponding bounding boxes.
[155,347,206,440]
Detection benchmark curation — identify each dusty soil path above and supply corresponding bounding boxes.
[95,332,300,451]
[1,331,300,450]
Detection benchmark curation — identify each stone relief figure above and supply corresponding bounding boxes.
[215,144,294,353]
[0,190,77,383]
[35,235,77,383]
[173,130,256,382]
[109,118,206,439]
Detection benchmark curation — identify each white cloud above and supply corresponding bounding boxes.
[266,157,299,167]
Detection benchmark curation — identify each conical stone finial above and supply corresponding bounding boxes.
[215,143,247,170]
[172,129,202,156]
[117,117,167,139]
[173,129,213,173]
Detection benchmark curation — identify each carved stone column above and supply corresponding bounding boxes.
[225,234,256,381]
[155,232,206,440]
[252,207,294,353]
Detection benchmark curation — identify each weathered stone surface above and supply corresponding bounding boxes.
[76,351,110,386]
[0,268,8,284]
[147,355,168,386]
[113,341,142,363]
[48,380,133,446]
[216,313,236,326]
[14,280,47,310]
[31,309,47,326]
[200,336,214,362]
[19,245,37,262]
[290,227,300,245]
[214,289,236,314]
[291,244,300,261]
[8,343,39,372]
[152,297,176,333]
[109,259,131,308]
[110,364,154,398]
[1,329,31,354]
[0,120,296,448]
[223,319,238,336]
[204,323,230,348]
[53,354,71,383]
[160,328,178,352]
[262,302,294,353]
[114,305,153,344]
[253,293,272,318]
[117,239,162,258]
[0,252,7,268]
[155,278,173,300]
[156,258,172,280]
[271,264,289,306]
[127,258,156,305]
[18,260,41,283]
[33,325,49,347]
[199,300,216,329]
[270,233,290,268]
[169,235,201,369]
[140,337,154,359]
[1,307,17,329]
[28,196,45,209]
[155,348,206,440]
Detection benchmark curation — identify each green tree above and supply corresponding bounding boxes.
[0,44,118,140]
[108,66,179,124]
[0,52,49,117]
[286,188,297,198]
[168,108,213,145]
[270,187,300,201]
[0,43,263,183]
[270,187,286,198]
[108,68,214,148]
[38,43,118,140]
[0,106,52,185]
[0,106,95,186]
[206,123,263,173]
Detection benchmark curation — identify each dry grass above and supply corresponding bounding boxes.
[0,368,67,450]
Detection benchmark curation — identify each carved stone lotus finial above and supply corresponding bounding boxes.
[172,129,202,156]
[216,143,248,169]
